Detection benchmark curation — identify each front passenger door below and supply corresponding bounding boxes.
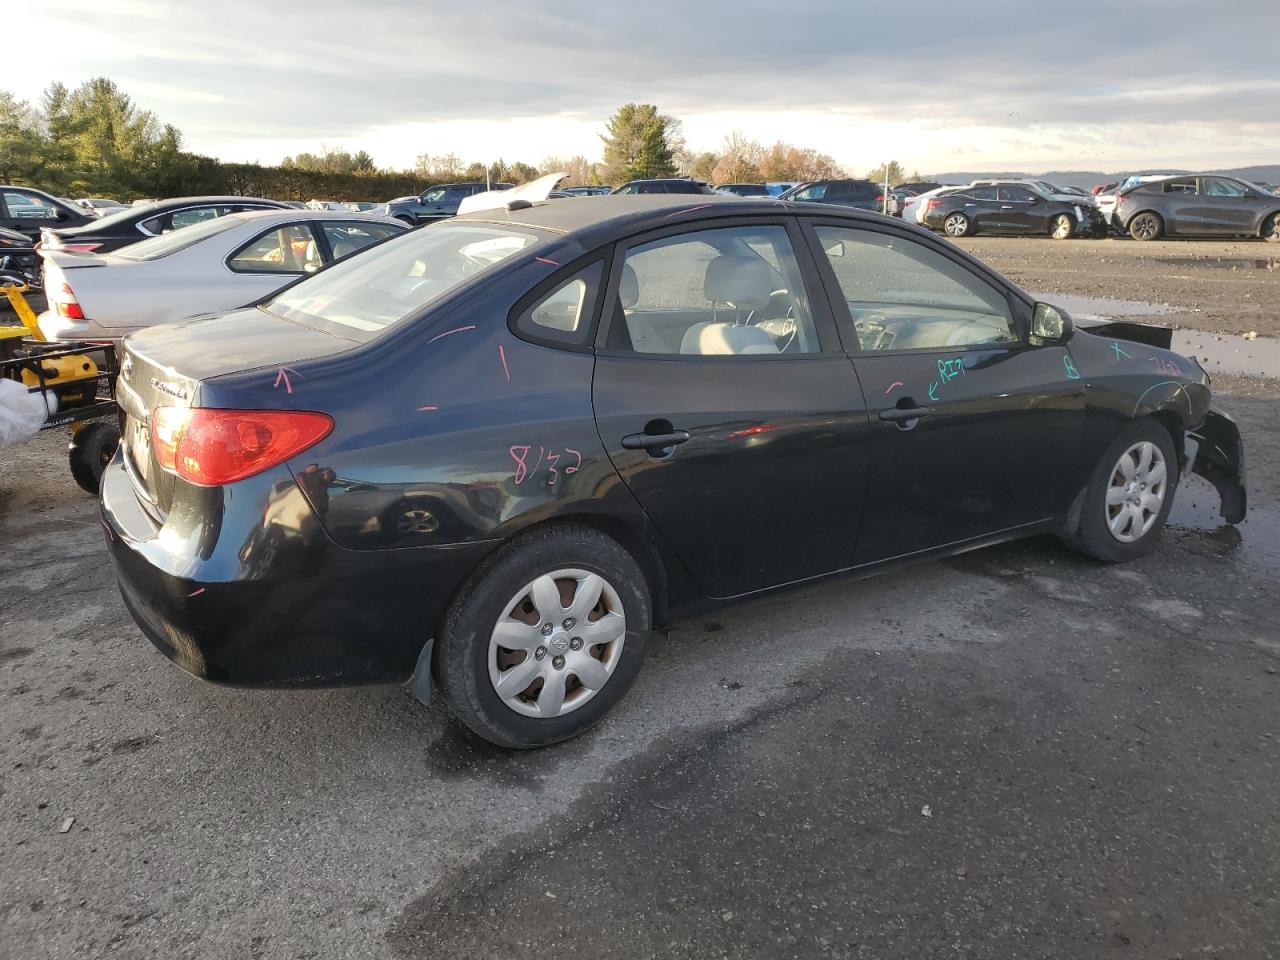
[809,223,1086,563]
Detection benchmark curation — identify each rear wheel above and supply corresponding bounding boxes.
[395,215,415,226]
[1050,213,1074,240]
[1071,419,1177,562]
[435,524,651,748]
[943,213,972,238]
[1128,211,1163,241]
[68,421,120,494]
[1263,213,1280,243]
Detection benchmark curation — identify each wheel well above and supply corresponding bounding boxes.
[1260,210,1280,235]
[1150,409,1186,465]
[1126,209,1161,229]
[544,513,668,624]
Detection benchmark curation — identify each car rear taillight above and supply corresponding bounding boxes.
[151,407,333,486]
[60,242,103,253]
[49,281,85,320]
[926,198,942,211]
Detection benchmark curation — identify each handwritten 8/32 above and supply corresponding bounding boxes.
[509,445,583,485]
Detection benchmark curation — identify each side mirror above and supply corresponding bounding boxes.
[53,208,70,222]
[1026,195,1040,205]
[1032,302,1072,343]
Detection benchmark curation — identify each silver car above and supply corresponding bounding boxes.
[37,210,406,342]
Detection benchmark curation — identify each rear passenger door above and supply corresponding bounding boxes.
[592,220,871,597]
[806,221,1085,562]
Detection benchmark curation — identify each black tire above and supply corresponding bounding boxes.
[1128,211,1163,241]
[68,421,120,494]
[1071,418,1178,563]
[1263,213,1280,243]
[1050,213,1074,240]
[434,524,652,748]
[942,213,972,238]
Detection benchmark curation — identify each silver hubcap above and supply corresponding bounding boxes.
[1105,440,1167,543]
[1134,216,1157,239]
[945,215,966,236]
[488,568,626,718]
[1053,216,1070,238]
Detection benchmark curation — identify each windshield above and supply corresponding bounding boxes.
[263,223,544,335]
[115,215,246,260]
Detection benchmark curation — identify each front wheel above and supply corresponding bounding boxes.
[1263,213,1280,243]
[1050,213,1074,240]
[1070,420,1178,562]
[1128,212,1163,241]
[434,524,651,748]
[943,213,972,238]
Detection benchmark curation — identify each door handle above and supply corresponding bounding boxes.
[1000,205,1013,210]
[878,406,931,423]
[622,430,690,450]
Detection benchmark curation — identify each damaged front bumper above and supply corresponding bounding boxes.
[1186,409,1247,524]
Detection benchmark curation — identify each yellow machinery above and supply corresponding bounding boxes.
[1,279,120,492]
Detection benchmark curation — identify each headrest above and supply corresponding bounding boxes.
[618,264,639,308]
[704,254,773,312]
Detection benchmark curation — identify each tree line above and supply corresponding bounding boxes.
[1,79,910,202]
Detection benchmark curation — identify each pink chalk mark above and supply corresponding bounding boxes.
[664,204,714,219]
[427,325,477,344]
[884,381,905,395]
[498,344,510,382]
[187,587,206,598]
[564,448,582,475]
[273,366,300,394]
[417,405,438,412]
[534,256,560,266]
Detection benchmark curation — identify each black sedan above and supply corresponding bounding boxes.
[1115,175,1280,242]
[101,196,1246,748]
[1,185,94,240]
[923,184,1095,239]
[41,196,290,254]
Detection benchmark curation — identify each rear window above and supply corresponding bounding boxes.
[115,215,246,260]
[263,223,543,335]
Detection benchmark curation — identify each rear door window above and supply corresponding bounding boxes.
[228,224,322,273]
[1161,178,1198,195]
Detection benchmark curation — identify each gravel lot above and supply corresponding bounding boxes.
[2,238,1279,959]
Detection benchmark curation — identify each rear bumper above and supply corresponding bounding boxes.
[1188,409,1247,524]
[100,452,496,685]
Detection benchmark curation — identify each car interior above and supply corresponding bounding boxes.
[609,229,818,355]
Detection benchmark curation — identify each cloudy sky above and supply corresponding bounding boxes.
[17,0,1280,175]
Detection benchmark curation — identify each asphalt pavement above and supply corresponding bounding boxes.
[2,379,1278,959]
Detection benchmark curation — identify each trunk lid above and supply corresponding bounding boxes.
[117,306,360,518]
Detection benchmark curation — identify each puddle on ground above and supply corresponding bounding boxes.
[1034,293,1173,317]
[1167,474,1280,575]
[1154,256,1279,271]
[1171,330,1280,379]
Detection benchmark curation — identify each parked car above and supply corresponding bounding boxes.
[341,201,381,212]
[715,183,771,197]
[381,183,514,225]
[611,179,716,195]
[1115,174,1280,241]
[561,186,611,197]
[778,179,891,214]
[922,184,1094,239]
[37,210,405,342]
[41,196,291,254]
[1094,174,1178,231]
[766,182,799,197]
[908,186,965,225]
[895,181,943,195]
[0,185,94,240]
[970,178,1095,207]
[305,200,346,211]
[100,194,1245,748]
[77,197,130,218]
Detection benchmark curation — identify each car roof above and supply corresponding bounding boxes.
[450,193,891,247]
[235,208,406,227]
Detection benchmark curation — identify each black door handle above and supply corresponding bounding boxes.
[878,406,931,423]
[621,430,690,450]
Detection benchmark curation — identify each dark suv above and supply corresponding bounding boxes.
[778,179,888,213]
[1,185,93,241]
[610,179,716,195]
[1115,175,1280,241]
[382,183,514,225]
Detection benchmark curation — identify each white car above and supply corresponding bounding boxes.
[77,198,130,218]
[37,209,406,343]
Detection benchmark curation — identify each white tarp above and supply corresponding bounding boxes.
[0,378,48,449]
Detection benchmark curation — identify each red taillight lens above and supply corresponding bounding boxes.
[60,242,103,253]
[49,281,85,320]
[150,407,333,486]
[926,198,942,211]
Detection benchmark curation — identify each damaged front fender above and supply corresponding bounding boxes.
[1187,409,1247,524]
